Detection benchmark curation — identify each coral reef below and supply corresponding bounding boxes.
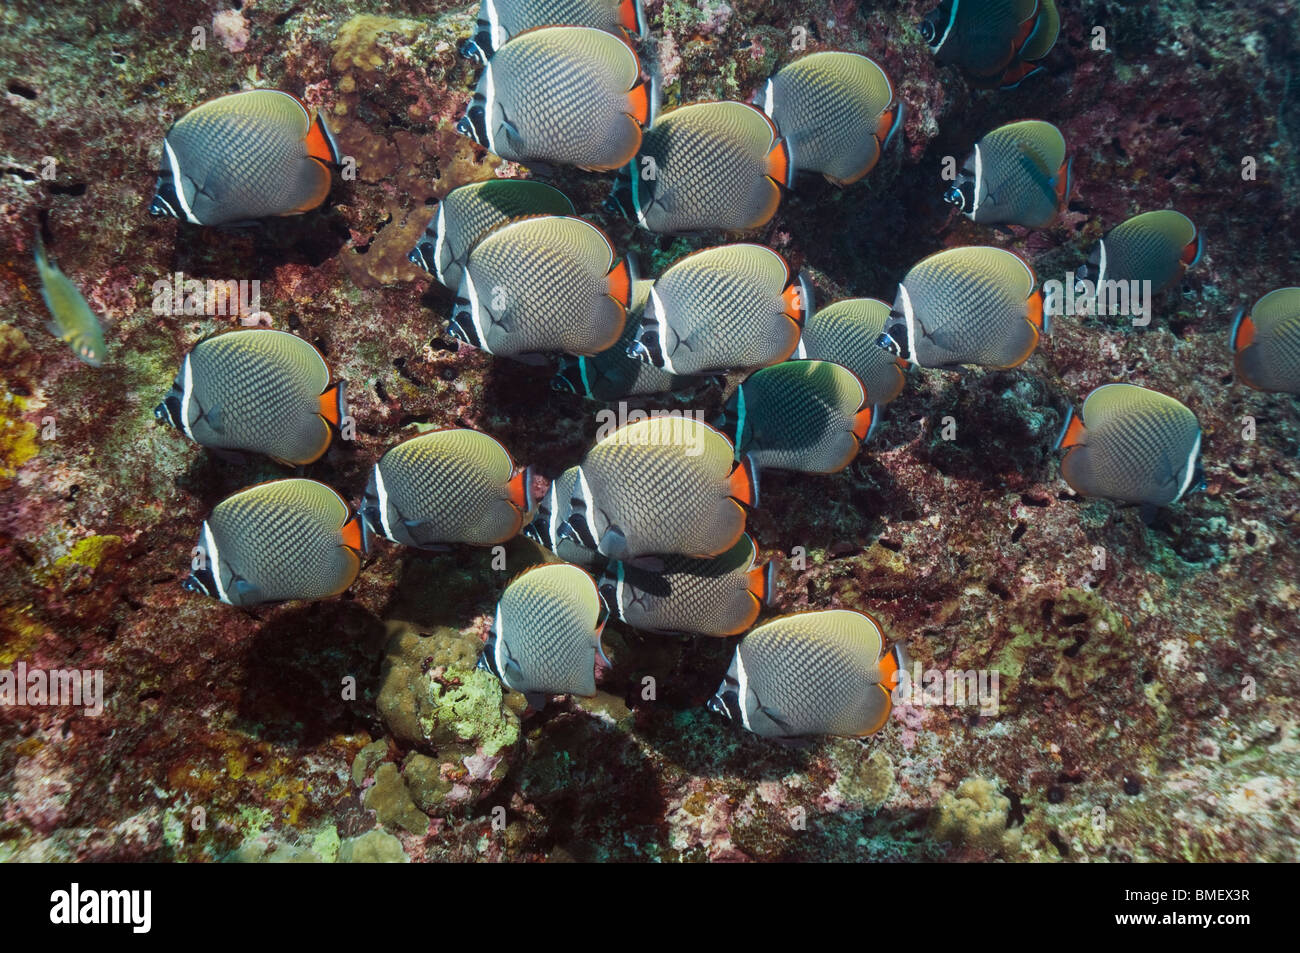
[0,0,1297,862]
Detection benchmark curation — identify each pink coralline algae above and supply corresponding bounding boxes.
[212,10,250,54]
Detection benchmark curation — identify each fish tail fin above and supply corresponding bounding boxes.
[606,255,634,308]
[306,112,342,165]
[782,272,812,326]
[748,559,776,606]
[506,465,533,513]
[876,102,904,152]
[879,641,909,693]
[1027,287,1047,334]
[1229,308,1255,352]
[33,228,50,270]
[619,0,648,38]
[341,514,366,556]
[627,75,652,127]
[318,380,347,427]
[997,59,1042,89]
[852,404,874,442]
[1053,406,1085,451]
[506,465,527,509]
[1056,155,1074,210]
[767,136,794,190]
[729,454,760,509]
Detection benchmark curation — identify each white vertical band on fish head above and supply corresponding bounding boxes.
[761,78,775,118]
[492,603,515,689]
[1096,238,1108,289]
[432,202,448,286]
[163,140,199,225]
[649,285,676,373]
[615,560,626,620]
[373,464,396,542]
[179,354,196,441]
[794,337,807,359]
[735,648,753,732]
[934,0,961,53]
[483,61,499,156]
[576,465,597,524]
[462,270,493,353]
[485,0,505,52]
[630,159,649,229]
[735,380,748,451]
[577,355,594,398]
[201,520,230,605]
[971,143,984,218]
[547,482,562,553]
[896,282,920,366]
[1175,431,1202,502]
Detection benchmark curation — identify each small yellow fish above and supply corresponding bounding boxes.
[34,231,107,367]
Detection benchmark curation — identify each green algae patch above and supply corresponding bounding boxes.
[0,394,39,489]
[331,15,428,73]
[338,829,408,863]
[54,534,122,574]
[0,608,46,666]
[418,669,520,758]
[310,825,341,864]
[930,777,1013,855]
[373,622,520,816]
[832,746,895,808]
[998,588,1135,704]
[38,534,125,593]
[364,763,429,834]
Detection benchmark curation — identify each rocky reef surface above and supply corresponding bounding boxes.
[0,0,1297,861]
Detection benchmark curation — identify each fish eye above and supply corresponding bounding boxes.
[943,185,964,209]
[919,20,936,43]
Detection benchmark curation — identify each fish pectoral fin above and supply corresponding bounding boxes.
[627,554,665,572]
[1138,502,1159,526]
[398,518,452,551]
[202,402,225,432]
[757,701,795,733]
[598,524,629,559]
[232,577,263,603]
[524,691,549,710]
